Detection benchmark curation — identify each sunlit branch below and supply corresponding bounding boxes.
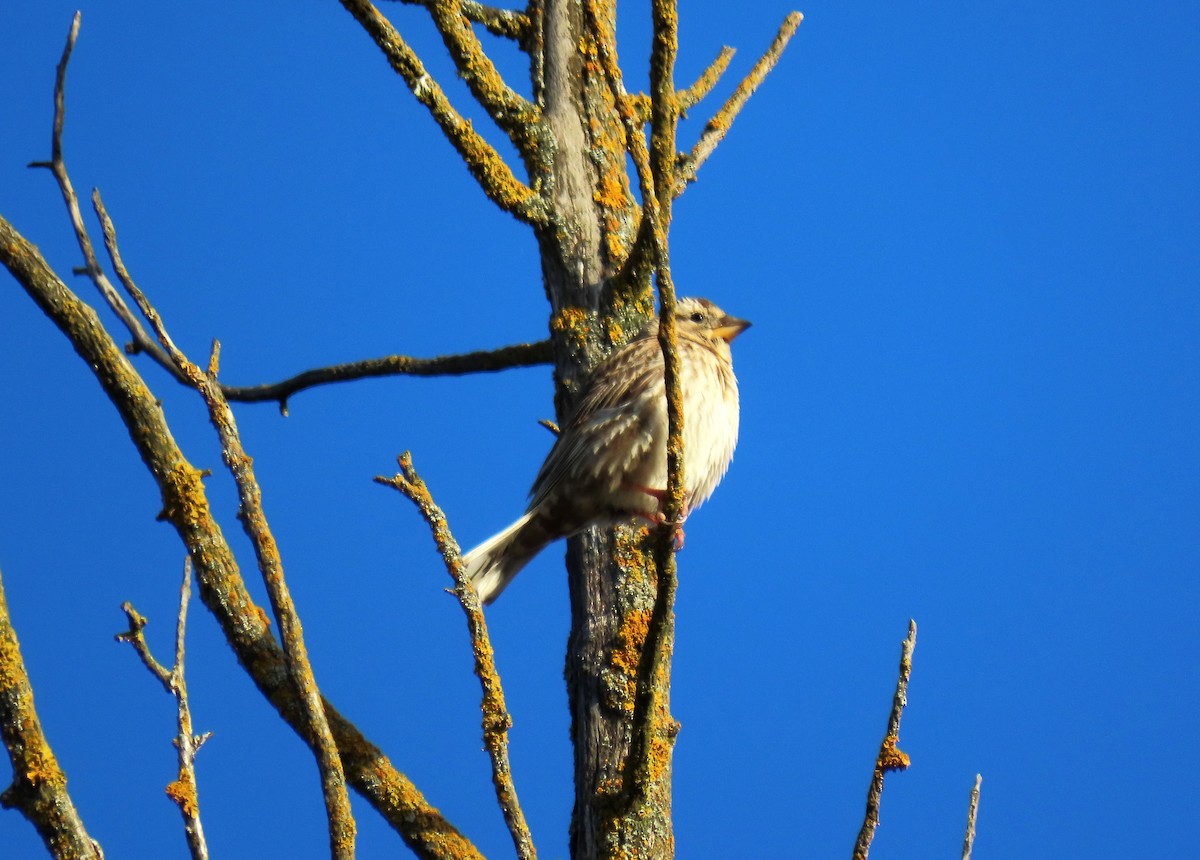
[628,46,737,125]
[0,213,482,859]
[338,0,548,222]
[853,620,917,860]
[678,46,736,114]
[376,453,536,860]
[116,559,212,860]
[392,0,531,41]
[675,12,802,195]
[113,257,356,858]
[0,566,103,859]
[422,0,544,154]
[962,774,983,860]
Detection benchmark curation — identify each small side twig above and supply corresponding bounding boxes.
[0,566,103,859]
[376,453,535,860]
[675,12,803,195]
[392,0,531,42]
[629,46,737,123]
[962,773,982,860]
[116,559,211,860]
[678,46,737,115]
[853,620,917,860]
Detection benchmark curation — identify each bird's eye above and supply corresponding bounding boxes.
[690,311,705,323]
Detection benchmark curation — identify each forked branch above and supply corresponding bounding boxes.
[28,13,187,387]
[376,453,536,860]
[0,212,481,860]
[338,0,548,223]
[112,253,357,858]
[116,559,212,860]
[422,0,543,152]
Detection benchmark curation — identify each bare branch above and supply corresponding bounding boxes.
[391,0,532,43]
[0,213,481,858]
[338,0,548,222]
[678,46,736,114]
[113,271,356,857]
[675,12,803,195]
[220,339,553,414]
[92,174,550,413]
[0,566,103,859]
[115,604,173,691]
[649,0,680,220]
[423,0,543,147]
[376,453,536,860]
[26,13,187,384]
[627,46,736,125]
[962,774,982,860]
[116,560,211,860]
[853,620,917,860]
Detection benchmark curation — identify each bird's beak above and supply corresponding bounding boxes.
[714,315,752,343]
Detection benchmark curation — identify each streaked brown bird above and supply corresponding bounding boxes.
[464,297,750,604]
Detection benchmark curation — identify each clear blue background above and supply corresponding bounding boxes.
[2,2,1197,857]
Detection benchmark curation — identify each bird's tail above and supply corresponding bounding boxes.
[462,512,552,604]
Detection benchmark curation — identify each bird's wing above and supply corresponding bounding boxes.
[528,337,664,509]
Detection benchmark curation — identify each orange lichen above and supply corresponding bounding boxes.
[608,608,652,712]
[550,306,593,353]
[166,774,199,818]
[878,735,911,772]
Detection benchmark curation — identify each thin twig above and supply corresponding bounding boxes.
[92,184,550,411]
[376,453,536,860]
[116,560,211,860]
[0,214,480,857]
[962,773,982,860]
[853,620,917,860]
[109,256,356,857]
[628,46,738,125]
[675,12,803,195]
[338,0,548,222]
[220,340,553,414]
[392,0,531,41]
[26,13,187,383]
[0,567,104,859]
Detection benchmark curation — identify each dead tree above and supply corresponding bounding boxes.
[1,3,940,858]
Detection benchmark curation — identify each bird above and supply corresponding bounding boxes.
[463,296,750,604]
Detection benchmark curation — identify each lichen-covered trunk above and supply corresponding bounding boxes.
[534,2,676,858]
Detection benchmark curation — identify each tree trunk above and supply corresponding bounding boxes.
[536,2,677,857]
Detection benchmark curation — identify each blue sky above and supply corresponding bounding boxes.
[2,1,1197,857]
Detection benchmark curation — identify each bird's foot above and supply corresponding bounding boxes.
[625,485,689,551]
